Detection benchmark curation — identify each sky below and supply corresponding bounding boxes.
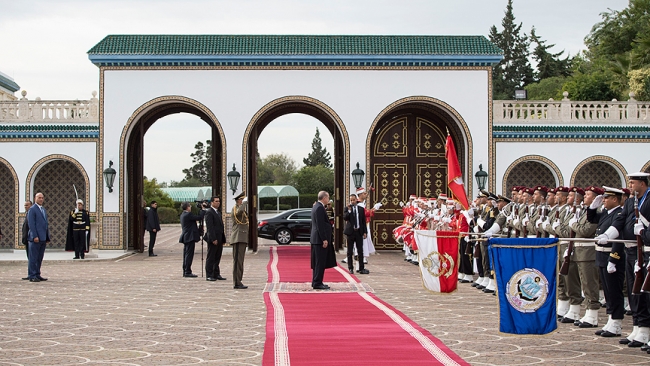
[1,0,629,183]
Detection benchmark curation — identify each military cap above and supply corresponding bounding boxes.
[621,188,631,196]
[479,190,490,198]
[570,186,585,196]
[511,186,520,191]
[409,194,417,200]
[585,186,605,195]
[534,185,548,193]
[488,193,498,201]
[438,193,448,200]
[628,172,650,181]
[234,191,246,200]
[497,195,511,203]
[602,186,624,196]
[547,187,556,194]
[524,187,535,195]
[555,186,570,193]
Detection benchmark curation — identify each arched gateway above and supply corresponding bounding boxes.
[89,35,500,250]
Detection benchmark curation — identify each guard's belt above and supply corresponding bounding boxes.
[595,246,612,252]
[573,242,596,247]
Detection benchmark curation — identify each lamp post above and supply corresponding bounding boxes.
[103,160,116,193]
[351,162,365,189]
[475,163,488,191]
[227,163,240,195]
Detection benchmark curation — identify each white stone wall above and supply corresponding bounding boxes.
[102,68,490,212]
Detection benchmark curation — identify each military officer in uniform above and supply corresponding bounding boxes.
[66,199,90,259]
[524,186,547,237]
[230,192,249,289]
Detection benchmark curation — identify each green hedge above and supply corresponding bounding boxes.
[158,206,181,224]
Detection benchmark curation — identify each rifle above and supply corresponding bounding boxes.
[520,204,529,237]
[507,203,517,238]
[536,204,547,238]
[559,199,578,276]
[466,210,478,255]
[633,192,645,294]
[514,203,521,237]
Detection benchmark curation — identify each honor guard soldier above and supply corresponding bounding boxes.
[536,187,557,238]
[569,186,602,328]
[588,186,625,337]
[547,186,571,318]
[524,186,548,237]
[484,195,512,238]
[66,199,90,260]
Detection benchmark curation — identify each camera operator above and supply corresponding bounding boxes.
[179,201,207,278]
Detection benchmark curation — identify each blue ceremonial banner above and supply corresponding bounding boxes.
[488,238,559,335]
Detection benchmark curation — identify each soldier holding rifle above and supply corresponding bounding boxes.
[596,172,650,348]
[556,187,583,323]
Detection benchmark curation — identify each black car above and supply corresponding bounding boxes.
[257,208,313,245]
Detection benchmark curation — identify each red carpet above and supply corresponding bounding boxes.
[263,246,468,366]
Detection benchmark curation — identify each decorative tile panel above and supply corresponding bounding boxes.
[0,163,16,249]
[101,216,120,248]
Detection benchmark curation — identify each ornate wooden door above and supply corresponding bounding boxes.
[369,113,449,249]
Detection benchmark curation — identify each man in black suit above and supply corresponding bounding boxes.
[179,201,206,278]
[204,196,227,281]
[311,191,336,289]
[587,187,625,337]
[146,201,161,257]
[344,193,368,274]
[21,200,32,280]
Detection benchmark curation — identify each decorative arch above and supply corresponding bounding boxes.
[119,95,227,251]
[0,158,19,250]
[366,96,474,193]
[243,95,350,251]
[571,155,627,188]
[641,160,650,174]
[502,155,563,194]
[25,154,90,205]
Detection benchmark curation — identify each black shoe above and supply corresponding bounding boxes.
[476,285,486,290]
[579,322,597,328]
[358,269,370,274]
[37,277,47,281]
[234,284,248,289]
[81,256,84,259]
[184,274,198,278]
[560,316,577,324]
[349,268,354,274]
[412,261,419,265]
[629,340,645,348]
[459,279,471,283]
[21,277,29,280]
[312,284,330,290]
[482,288,495,293]
[73,257,80,259]
[573,320,581,326]
[626,310,633,316]
[29,278,40,282]
[595,330,604,336]
[471,283,479,287]
[206,277,217,281]
[641,343,650,351]
[620,338,631,345]
[149,253,157,257]
[215,275,226,280]
[600,331,620,337]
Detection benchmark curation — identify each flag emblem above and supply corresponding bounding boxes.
[506,268,549,313]
[421,251,455,278]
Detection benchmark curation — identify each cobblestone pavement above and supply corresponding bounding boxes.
[2,227,650,365]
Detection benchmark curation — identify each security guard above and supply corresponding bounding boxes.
[66,199,90,259]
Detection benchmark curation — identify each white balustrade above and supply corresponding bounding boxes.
[0,91,99,124]
[494,92,650,125]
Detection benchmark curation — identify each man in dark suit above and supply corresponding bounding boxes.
[311,191,336,289]
[146,201,161,257]
[204,196,227,281]
[27,192,50,282]
[21,200,32,280]
[179,201,206,278]
[344,193,368,274]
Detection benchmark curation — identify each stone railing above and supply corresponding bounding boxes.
[494,92,650,124]
[0,91,99,124]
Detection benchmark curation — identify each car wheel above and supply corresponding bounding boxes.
[275,229,292,245]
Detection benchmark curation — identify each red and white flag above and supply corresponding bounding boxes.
[445,135,469,209]
[414,230,459,293]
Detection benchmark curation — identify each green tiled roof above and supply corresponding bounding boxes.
[0,73,20,93]
[88,35,501,55]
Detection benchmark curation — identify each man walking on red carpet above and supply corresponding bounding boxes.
[311,191,336,290]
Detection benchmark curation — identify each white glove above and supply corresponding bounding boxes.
[535,218,543,227]
[463,236,469,242]
[563,249,569,258]
[607,262,616,274]
[595,234,609,245]
[484,231,493,238]
[634,222,645,236]
[477,218,486,227]
[568,217,577,227]
[522,218,529,227]
[242,196,248,203]
[399,201,404,207]
[513,218,520,227]
[433,215,440,221]
[552,221,560,231]
[544,221,552,230]
[590,195,604,209]
[473,225,480,233]
[635,260,641,274]
[442,217,451,224]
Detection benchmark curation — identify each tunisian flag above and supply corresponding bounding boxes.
[445,135,469,209]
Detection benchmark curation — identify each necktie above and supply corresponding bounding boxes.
[354,207,358,229]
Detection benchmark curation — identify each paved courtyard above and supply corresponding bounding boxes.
[2,226,650,365]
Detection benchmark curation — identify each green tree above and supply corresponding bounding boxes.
[303,128,332,168]
[489,0,534,99]
[524,76,567,100]
[629,67,650,100]
[181,140,211,186]
[562,73,618,101]
[143,176,174,208]
[258,153,297,185]
[169,177,206,187]
[530,27,572,81]
[293,165,334,195]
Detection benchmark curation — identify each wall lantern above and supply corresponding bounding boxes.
[475,163,488,191]
[103,160,116,193]
[227,163,241,195]
[351,162,365,189]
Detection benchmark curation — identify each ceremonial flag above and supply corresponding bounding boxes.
[414,230,459,293]
[488,238,559,335]
[445,135,469,209]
